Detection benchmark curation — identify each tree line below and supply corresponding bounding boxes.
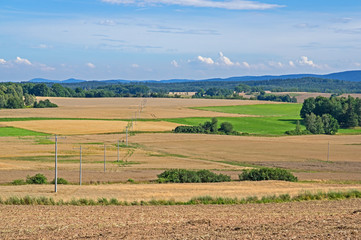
[0,83,57,109]
[296,95,361,135]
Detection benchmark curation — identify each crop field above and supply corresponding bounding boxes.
[166,103,361,135]
[0,97,360,239]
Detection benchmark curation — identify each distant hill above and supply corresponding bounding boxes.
[26,70,361,84]
[29,78,86,84]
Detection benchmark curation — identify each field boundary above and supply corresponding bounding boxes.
[1,190,360,206]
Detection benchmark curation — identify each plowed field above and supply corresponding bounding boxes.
[1,199,360,239]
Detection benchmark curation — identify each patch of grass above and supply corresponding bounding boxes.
[337,127,361,135]
[147,152,189,158]
[0,127,48,137]
[1,155,78,163]
[34,137,54,145]
[165,116,304,136]
[11,179,27,185]
[1,190,360,206]
[81,142,104,145]
[214,160,263,168]
[192,103,302,117]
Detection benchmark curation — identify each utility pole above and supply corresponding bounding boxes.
[50,134,65,193]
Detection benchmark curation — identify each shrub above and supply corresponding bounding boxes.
[239,167,298,182]
[51,177,68,185]
[157,169,231,183]
[127,178,135,183]
[33,99,58,108]
[11,179,26,185]
[26,173,47,184]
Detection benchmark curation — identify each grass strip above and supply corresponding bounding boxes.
[1,190,360,206]
[0,127,48,136]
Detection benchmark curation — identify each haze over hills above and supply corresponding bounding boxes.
[27,70,361,84]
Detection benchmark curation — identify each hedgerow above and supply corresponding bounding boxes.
[157,169,231,183]
[238,167,298,182]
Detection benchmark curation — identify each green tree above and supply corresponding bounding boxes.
[24,93,36,106]
[322,114,339,135]
[300,97,315,118]
[219,122,233,134]
[304,113,324,134]
[210,117,218,133]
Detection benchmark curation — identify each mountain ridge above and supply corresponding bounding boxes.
[27,70,361,84]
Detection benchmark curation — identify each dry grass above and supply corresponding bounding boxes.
[3,120,180,135]
[0,181,360,202]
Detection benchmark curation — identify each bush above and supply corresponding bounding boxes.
[33,99,58,108]
[11,179,26,185]
[51,177,68,185]
[26,173,48,184]
[157,169,231,183]
[239,168,298,182]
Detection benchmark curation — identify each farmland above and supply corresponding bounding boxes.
[0,97,360,238]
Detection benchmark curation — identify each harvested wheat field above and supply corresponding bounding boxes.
[1,199,360,239]
[3,120,180,135]
[0,97,277,119]
[0,181,360,202]
[1,133,361,183]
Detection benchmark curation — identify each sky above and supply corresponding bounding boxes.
[1,0,361,81]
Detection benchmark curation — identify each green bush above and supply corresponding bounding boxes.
[26,173,47,184]
[51,177,68,185]
[239,167,298,182]
[11,179,26,185]
[157,169,231,183]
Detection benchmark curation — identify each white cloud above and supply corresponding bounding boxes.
[0,59,6,64]
[242,61,250,69]
[171,60,179,67]
[289,61,295,67]
[101,0,284,10]
[197,55,214,65]
[298,56,317,68]
[268,61,284,68]
[131,63,139,68]
[218,52,239,66]
[15,57,32,65]
[87,62,96,68]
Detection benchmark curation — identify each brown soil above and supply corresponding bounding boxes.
[0,199,360,239]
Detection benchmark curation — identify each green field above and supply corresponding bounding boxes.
[193,103,302,117]
[166,104,361,136]
[0,127,48,137]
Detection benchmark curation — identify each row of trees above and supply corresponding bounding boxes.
[0,83,57,109]
[301,96,361,128]
[174,118,238,135]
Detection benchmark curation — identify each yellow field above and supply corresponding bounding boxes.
[3,120,180,135]
[0,181,359,202]
[0,97,278,119]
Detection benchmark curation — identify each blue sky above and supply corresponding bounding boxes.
[1,0,361,81]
